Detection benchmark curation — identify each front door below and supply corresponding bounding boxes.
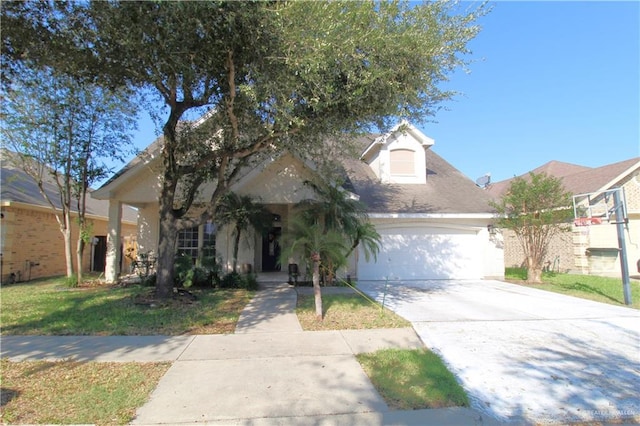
[261,227,281,271]
[92,236,107,272]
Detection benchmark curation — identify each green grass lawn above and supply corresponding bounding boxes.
[0,276,252,335]
[357,349,468,410]
[1,277,469,420]
[505,268,640,309]
[296,293,410,330]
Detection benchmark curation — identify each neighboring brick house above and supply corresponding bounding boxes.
[488,158,640,278]
[1,150,138,283]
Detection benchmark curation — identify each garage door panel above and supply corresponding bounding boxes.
[358,227,481,280]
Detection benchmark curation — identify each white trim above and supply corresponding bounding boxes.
[373,221,484,233]
[595,160,640,194]
[368,212,496,219]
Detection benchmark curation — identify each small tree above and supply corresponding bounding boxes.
[280,218,348,320]
[2,67,136,285]
[215,192,272,273]
[491,172,573,283]
[299,179,381,284]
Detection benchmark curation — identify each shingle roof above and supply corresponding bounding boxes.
[342,149,496,214]
[1,150,137,222]
[95,127,496,215]
[487,157,640,199]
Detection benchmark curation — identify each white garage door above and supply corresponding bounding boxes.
[358,226,482,280]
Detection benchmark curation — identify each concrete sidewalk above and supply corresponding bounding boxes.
[1,282,500,425]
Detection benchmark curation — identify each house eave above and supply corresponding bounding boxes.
[595,160,640,194]
[0,200,137,225]
[368,212,496,220]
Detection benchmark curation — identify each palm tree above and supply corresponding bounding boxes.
[280,217,348,320]
[346,221,381,262]
[216,192,272,273]
[300,179,381,283]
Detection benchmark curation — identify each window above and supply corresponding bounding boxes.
[177,227,199,263]
[202,221,216,259]
[390,149,415,175]
[177,221,216,264]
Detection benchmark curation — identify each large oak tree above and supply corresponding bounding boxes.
[4,1,487,298]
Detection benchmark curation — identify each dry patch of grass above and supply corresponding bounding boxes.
[296,293,410,330]
[357,348,468,410]
[0,359,170,425]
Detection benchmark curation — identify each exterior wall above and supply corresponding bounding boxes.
[1,205,136,283]
[482,227,506,279]
[137,204,159,255]
[502,228,574,273]
[236,154,318,204]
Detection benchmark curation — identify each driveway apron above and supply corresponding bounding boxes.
[358,279,640,424]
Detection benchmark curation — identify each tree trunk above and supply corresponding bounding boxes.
[233,226,241,273]
[76,238,85,286]
[526,256,543,284]
[156,200,178,300]
[312,256,323,320]
[62,214,74,278]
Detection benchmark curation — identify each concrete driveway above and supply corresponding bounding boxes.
[358,279,640,425]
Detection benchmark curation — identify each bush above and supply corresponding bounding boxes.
[190,267,213,288]
[241,273,259,291]
[220,271,242,289]
[63,274,78,288]
[141,273,156,287]
[219,271,258,290]
[174,253,194,287]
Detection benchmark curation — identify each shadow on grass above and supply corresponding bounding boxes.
[0,282,249,336]
[555,281,624,304]
[0,388,20,407]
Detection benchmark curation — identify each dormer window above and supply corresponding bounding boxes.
[390,149,415,176]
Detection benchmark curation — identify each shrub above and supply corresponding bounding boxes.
[63,274,78,288]
[241,273,259,291]
[141,273,156,287]
[174,253,194,287]
[220,271,242,289]
[190,267,213,288]
[218,271,258,290]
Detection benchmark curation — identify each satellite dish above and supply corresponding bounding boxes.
[475,173,491,188]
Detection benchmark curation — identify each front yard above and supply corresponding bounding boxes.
[505,268,640,309]
[0,277,252,336]
[1,276,467,424]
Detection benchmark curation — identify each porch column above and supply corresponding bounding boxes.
[105,200,122,283]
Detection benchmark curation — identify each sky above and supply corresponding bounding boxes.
[119,1,640,187]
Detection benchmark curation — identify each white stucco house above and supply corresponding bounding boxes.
[92,122,504,283]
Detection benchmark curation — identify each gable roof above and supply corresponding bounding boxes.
[343,148,496,215]
[1,150,137,223]
[93,121,495,216]
[487,157,640,199]
[360,121,434,162]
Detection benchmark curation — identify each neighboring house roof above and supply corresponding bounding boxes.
[1,150,138,223]
[487,157,640,199]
